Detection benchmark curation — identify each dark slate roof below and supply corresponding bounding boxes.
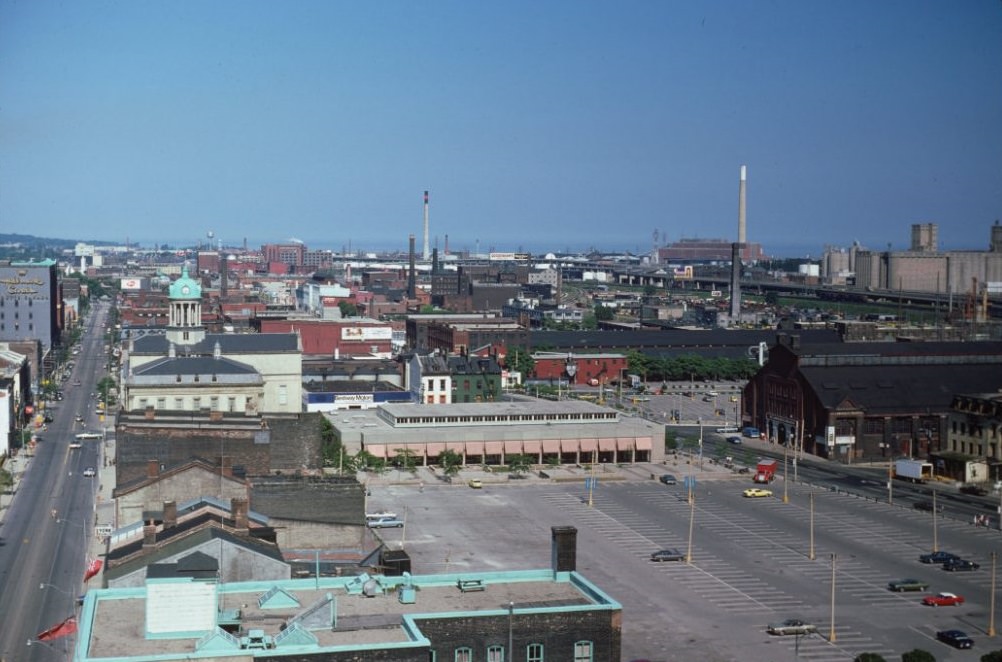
[303,380,403,394]
[146,550,219,580]
[802,363,1002,415]
[104,513,284,582]
[532,328,841,353]
[133,355,260,377]
[790,339,1002,360]
[132,332,300,355]
[250,475,365,526]
[447,355,502,375]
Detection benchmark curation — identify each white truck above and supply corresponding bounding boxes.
[894,459,933,483]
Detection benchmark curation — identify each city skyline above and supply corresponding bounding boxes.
[2,1,1000,258]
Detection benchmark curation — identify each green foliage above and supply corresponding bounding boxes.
[0,468,13,493]
[853,654,887,662]
[438,449,463,477]
[593,304,614,321]
[664,431,678,451]
[338,300,359,317]
[901,650,936,662]
[979,650,1002,662]
[505,347,535,380]
[392,447,419,473]
[505,454,534,477]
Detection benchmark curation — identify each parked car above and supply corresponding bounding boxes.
[650,548,686,563]
[659,474,678,485]
[366,517,404,529]
[923,592,964,607]
[743,488,773,498]
[726,436,742,445]
[919,550,958,564]
[888,578,930,592]
[82,467,96,477]
[943,559,980,572]
[467,479,483,489]
[936,629,974,649]
[767,619,818,636]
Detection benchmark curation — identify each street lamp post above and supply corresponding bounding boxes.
[783,443,789,504]
[698,418,704,471]
[686,492,696,565]
[989,551,997,638]
[932,490,939,553]
[808,491,816,561]
[828,553,837,642]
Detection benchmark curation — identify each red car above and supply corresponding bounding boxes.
[923,592,964,607]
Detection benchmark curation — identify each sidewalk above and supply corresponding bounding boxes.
[89,432,117,570]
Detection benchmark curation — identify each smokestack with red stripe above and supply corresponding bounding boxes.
[422,190,430,261]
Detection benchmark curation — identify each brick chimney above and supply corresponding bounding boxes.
[163,500,177,529]
[143,524,157,551]
[231,497,249,533]
[147,459,160,478]
[551,526,577,573]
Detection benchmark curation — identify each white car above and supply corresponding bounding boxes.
[82,467,96,477]
[75,432,102,440]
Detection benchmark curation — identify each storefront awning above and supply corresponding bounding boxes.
[542,439,561,453]
[579,438,598,452]
[425,443,445,456]
[523,440,541,454]
[366,444,386,458]
[616,438,633,450]
[504,441,523,455]
[599,438,616,451]
[485,441,504,455]
[635,438,652,451]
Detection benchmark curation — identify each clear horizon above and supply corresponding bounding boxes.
[3,2,1000,257]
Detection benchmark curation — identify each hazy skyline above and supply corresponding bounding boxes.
[2,1,1001,258]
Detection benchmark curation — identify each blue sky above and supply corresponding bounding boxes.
[2,1,1000,258]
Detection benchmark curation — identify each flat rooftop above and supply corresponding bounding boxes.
[80,570,618,659]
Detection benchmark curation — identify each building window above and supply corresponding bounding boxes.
[174,398,183,410]
[279,384,288,405]
[228,397,236,412]
[439,378,446,391]
[156,398,166,409]
[487,645,504,662]
[193,397,201,410]
[455,647,472,662]
[210,396,219,410]
[527,643,544,662]
[574,641,593,662]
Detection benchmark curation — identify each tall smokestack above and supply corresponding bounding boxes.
[422,191,430,261]
[730,165,747,321]
[408,234,417,299]
[220,253,228,297]
[738,165,747,244]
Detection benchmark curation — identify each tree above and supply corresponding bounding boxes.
[438,449,463,482]
[506,347,535,381]
[338,300,359,317]
[901,650,936,662]
[593,304,614,321]
[0,468,13,494]
[506,454,533,477]
[853,654,887,662]
[392,447,418,473]
[979,650,1002,662]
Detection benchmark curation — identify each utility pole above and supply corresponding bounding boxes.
[990,551,997,637]
[932,490,939,553]
[783,442,789,503]
[686,492,696,565]
[809,491,816,561]
[828,553,837,642]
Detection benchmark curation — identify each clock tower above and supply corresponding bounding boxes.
[166,265,205,345]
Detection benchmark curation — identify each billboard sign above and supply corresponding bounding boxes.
[341,326,393,341]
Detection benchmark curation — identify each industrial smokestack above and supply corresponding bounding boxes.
[730,165,747,321]
[408,234,417,299]
[422,190,430,261]
[220,253,228,297]
[738,165,747,244]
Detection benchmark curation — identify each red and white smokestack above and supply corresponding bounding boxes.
[738,165,747,245]
[422,190,430,261]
